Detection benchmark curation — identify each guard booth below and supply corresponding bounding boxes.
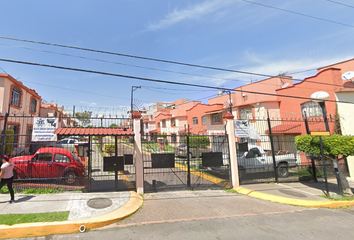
[54,127,135,192]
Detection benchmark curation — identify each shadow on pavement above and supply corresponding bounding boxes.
[15,195,36,203]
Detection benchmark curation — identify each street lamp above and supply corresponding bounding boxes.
[310,91,330,132]
[131,86,141,129]
[310,91,331,195]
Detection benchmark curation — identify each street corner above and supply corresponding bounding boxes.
[235,186,354,209]
[0,191,143,239]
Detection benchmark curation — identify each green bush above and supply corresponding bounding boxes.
[104,143,115,154]
[186,136,210,148]
[296,167,323,178]
[5,129,14,155]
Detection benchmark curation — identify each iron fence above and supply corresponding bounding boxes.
[142,132,230,192]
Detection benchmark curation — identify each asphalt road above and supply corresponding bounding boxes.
[14,190,354,240]
[18,207,354,240]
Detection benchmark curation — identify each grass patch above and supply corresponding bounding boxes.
[0,186,18,194]
[142,143,174,153]
[0,211,69,225]
[319,194,354,201]
[22,188,65,194]
[224,189,238,193]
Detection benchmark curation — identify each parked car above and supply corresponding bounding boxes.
[174,144,212,158]
[51,138,86,152]
[10,147,86,185]
[237,145,297,178]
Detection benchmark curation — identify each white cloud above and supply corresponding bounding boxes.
[146,0,234,31]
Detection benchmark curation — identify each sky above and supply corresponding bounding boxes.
[0,0,353,117]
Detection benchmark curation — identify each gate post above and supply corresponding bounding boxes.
[223,113,239,189]
[133,112,144,194]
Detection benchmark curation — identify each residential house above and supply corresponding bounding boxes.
[0,73,41,153]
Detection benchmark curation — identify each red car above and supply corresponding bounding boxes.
[10,147,86,185]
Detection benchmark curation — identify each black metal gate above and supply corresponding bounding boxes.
[142,133,230,192]
[88,134,136,192]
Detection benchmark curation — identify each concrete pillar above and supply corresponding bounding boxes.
[133,112,144,194]
[223,113,239,189]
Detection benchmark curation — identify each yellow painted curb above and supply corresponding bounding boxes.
[0,191,143,239]
[236,187,354,208]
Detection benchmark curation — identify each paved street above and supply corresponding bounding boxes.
[16,190,354,240]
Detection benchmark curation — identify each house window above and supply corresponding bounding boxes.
[27,125,33,144]
[30,98,37,113]
[11,87,21,107]
[171,118,176,127]
[162,120,166,127]
[301,101,322,118]
[145,123,148,128]
[54,112,58,117]
[239,108,253,120]
[157,122,160,128]
[202,116,206,125]
[211,113,221,124]
[172,134,177,143]
[193,117,198,125]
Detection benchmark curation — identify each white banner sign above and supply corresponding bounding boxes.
[32,117,58,142]
[234,120,262,140]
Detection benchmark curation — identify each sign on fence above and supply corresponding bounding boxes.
[234,120,262,140]
[32,117,58,142]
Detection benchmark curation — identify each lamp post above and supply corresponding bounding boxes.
[311,91,330,131]
[131,86,141,129]
[98,115,104,151]
[310,91,331,196]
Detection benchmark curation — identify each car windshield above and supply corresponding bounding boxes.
[71,153,80,163]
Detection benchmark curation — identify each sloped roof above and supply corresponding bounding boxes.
[54,127,134,136]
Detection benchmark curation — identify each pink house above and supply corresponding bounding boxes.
[0,73,41,152]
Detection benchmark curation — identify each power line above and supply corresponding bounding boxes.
[240,0,354,28]
[1,57,353,105]
[323,0,354,9]
[0,37,348,89]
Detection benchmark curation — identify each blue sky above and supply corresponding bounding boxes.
[0,0,353,117]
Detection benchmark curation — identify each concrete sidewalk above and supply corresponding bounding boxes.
[238,179,354,208]
[0,190,143,239]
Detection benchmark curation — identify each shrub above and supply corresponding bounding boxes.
[5,129,14,155]
[104,144,115,155]
[186,136,210,148]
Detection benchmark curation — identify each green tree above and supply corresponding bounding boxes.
[295,134,354,195]
[75,111,92,126]
[104,143,115,156]
[109,123,118,128]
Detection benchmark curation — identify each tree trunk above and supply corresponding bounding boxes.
[332,158,353,196]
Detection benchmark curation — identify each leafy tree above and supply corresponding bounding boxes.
[295,134,354,195]
[75,111,92,126]
[109,123,118,128]
[104,144,115,156]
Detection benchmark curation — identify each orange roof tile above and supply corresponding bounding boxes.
[54,127,134,136]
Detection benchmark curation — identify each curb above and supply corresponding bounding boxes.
[0,191,143,239]
[236,187,354,208]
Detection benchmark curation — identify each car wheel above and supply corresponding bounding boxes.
[62,171,78,185]
[277,163,289,178]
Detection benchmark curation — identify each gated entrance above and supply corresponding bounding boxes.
[54,127,136,192]
[141,133,231,192]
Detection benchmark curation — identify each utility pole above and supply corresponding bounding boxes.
[131,86,141,129]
